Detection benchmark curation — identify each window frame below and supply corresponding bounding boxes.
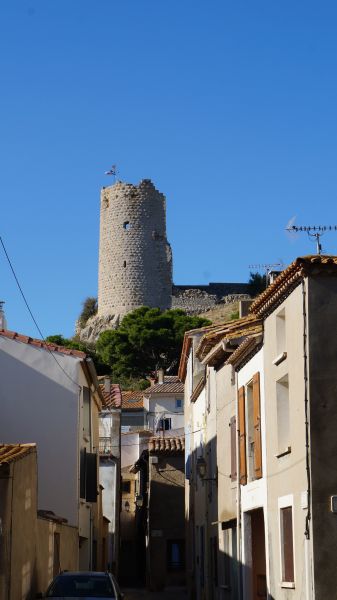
[278,494,295,588]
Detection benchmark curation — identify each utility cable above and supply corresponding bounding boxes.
[0,236,80,390]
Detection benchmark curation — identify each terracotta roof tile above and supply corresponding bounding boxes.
[99,382,122,409]
[0,444,36,465]
[146,376,184,395]
[196,315,262,361]
[148,436,185,453]
[250,255,337,317]
[122,391,144,410]
[0,330,86,358]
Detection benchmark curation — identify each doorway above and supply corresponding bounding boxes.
[243,508,267,600]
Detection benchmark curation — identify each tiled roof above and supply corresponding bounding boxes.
[148,436,185,453]
[250,255,337,317]
[146,376,184,395]
[178,323,218,382]
[226,334,263,370]
[0,444,36,465]
[99,382,122,408]
[196,315,263,361]
[0,330,86,358]
[122,391,145,410]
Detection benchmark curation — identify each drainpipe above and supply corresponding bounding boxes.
[235,367,243,600]
[302,279,314,598]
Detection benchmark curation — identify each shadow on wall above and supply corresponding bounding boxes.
[185,438,276,600]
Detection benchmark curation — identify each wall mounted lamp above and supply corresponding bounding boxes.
[196,456,217,482]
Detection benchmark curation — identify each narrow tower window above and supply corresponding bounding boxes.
[123,221,131,230]
[123,261,126,268]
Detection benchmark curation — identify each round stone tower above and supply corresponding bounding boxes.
[98,179,172,319]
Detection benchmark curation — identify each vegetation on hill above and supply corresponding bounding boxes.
[47,307,210,385]
[247,271,267,296]
[96,306,210,381]
[78,297,98,327]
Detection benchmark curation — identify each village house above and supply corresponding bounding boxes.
[180,255,337,600]
[0,330,105,572]
[131,436,186,592]
[0,443,78,600]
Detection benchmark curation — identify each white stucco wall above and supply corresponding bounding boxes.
[145,395,184,432]
[0,337,80,526]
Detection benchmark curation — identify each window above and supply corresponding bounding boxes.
[221,520,238,594]
[175,398,183,409]
[83,387,91,440]
[123,221,131,230]
[123,260,126,268]
[158,417,172,431]
[230,416,237,481]
[276,375,290,456]
[122,480,131,494]
[80,449,98,503]
[280,506,295,585]
[276,308,286,356]
[238,372,262,485]
[167,540,185,570]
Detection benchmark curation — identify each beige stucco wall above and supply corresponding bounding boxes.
[216,362,237,523]
[263,283,309,599]
[36,518,78,594]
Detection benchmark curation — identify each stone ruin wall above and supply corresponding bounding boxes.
[172,284,250,315]
[98,179,172,319]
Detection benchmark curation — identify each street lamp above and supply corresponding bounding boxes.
[196,456,217,482]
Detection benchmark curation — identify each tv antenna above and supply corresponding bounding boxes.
[248,263,284,288]
[286,220,337,255]
[104,164,117,183]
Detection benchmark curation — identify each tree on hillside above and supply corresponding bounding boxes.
[45,334,108,375]
[96,306,210,381]
[78,297,98,328]
[247,271,267,297]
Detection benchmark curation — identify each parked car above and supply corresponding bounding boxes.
[37,571,124,599]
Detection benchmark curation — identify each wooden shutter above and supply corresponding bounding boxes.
[85,452,98,503]
[253,372,262,479]
[238,386,247,485]
[230,416,237,481]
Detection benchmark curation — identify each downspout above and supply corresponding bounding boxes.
[235,368,243,600]
[302,279,311,540]
[302,279,313,599]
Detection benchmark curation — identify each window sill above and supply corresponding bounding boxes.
[276,447,291,458]
[281,582,295,589]
[273,352,287,366]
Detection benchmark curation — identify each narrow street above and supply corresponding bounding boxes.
[123,588,187,600]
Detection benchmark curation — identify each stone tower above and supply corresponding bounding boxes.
[98,179,172,319]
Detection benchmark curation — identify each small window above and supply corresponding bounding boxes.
[167,540,185,570]
[276,308,286,356]
[276,375,290,455]
[123,221,131,230]
[280,506,295,584]
[176,398,183,409]
[122,480,131,494]
[123,260,126,268]
[158,417,172,431]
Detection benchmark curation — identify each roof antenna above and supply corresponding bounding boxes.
[249,263,284,287]
[286,220,337,255]
[104,164,117,183]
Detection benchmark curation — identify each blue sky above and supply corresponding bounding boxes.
[1,1,337,337]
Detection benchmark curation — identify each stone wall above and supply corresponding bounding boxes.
[172,284,250,315]
[98,179,172,318]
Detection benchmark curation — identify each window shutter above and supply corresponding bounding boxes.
[230,416,237,481]
[253,372,262,479]
[80,448,86,499]
[238,386,247,485]
[85,452,98,503]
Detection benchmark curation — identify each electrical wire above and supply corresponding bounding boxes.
[0,235,81,390]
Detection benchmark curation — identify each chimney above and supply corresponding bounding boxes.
[104,376,111,395]
[0,302,7,330]
[157,368,164,385]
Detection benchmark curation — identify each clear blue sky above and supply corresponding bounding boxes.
[1,1,337,338]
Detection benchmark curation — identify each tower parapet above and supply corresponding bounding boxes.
[98,179,172,318]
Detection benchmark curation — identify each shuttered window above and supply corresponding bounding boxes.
[230,416,237,481]
[253,372,262,479]
[238,386,247,485]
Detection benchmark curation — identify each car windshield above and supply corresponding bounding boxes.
[46,574,116,598]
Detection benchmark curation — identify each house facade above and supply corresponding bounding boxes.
[180,255,337,600]
[0,331,103,571]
